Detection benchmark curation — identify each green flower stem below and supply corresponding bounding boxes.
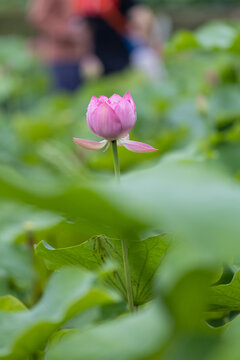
[121,238,134,312]
[111,140,134,312]
[111,140,120,181]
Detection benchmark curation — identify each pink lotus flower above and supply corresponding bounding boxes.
[73,92,157,153]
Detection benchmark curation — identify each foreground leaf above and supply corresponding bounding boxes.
[104,162,240,262]
[0,267,117,359]
[0,164,146,240]
[208,316,240,360]
[36,234,168,305]
[46,303,171,360]
[209,270,240,312]
[0,296,27,312]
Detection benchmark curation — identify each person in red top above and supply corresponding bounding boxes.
[28,0,157,92]
[72,0,137,74]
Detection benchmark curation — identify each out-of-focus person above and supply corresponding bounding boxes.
[72,0,136,75]
[73,0,164,79]
[28,0,92,92]
[127,5,165,80]
[28,0,163,92]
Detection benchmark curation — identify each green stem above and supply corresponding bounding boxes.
[111,140,120,181]
[121,238,134,312]
[111,140,134,312]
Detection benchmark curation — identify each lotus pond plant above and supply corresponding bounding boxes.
[73,92,157,312]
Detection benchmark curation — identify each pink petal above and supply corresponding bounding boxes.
[109,94,123,104]
[87,96,98,111]
[98,96,108,104]
[87,96,98,124]
[122,134,130,141]
[110,98,136,137]
[87,96,108,125]
[124,92,136,116]
[88,102,122,140]
[120,140,158,153]
[73,138,107,151]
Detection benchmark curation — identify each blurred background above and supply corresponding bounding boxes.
[1,3,240,360]
[0,0,240,305]
[0,0,240,177]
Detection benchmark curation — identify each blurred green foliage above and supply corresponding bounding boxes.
[0,0,27,11]
[0,20,240,360]
[145,0,240,7]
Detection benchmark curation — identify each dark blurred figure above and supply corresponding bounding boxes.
[72,0,137,74]
[28,0,160,92]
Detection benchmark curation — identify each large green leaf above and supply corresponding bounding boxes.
[209,270,240,312]
[45,303,171,360]
[208,316,240,360]
[167,22,238,53]
[35,240,99,271]
[196,23,236,50]
[103,161,240,261]
[36,234,168,305]
[160,266,216,331]
[167,31,199,54]
[0,267,117,359]
[2,159,240,271]
[3,159,240,263]
[0,164,146,240]
[0,296,27,312]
